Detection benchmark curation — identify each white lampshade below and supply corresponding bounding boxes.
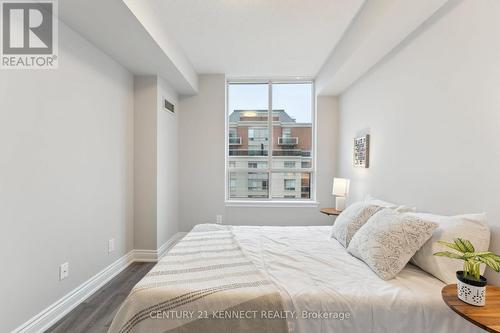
[332,178,350,197]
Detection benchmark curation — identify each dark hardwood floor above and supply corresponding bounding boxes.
[45,262,155,333]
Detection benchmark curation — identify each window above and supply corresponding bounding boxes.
[227,81,314,202]
[248,128,268,141]
[248,161,267,169]
[284,179,296,191]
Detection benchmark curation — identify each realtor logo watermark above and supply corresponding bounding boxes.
[1,0,58,69]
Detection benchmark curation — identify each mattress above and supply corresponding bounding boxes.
[109,224,484,333]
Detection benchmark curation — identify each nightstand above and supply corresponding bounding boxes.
[442,284,500,333]
[320,208,342,216]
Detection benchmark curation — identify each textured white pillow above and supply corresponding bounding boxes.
[348,209,438,280]
[364,194,416,213]
[409,212,490,284]
[331,202,382,247]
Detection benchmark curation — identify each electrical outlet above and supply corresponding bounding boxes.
[59,262,69,281]
[108,238,115,253]
[216,215,223,224]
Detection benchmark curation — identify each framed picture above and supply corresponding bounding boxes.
[353,135,370,168]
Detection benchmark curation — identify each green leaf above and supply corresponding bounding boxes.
[437,240,463,253]
[433,251,464,260]
[436,239,500,276]
[463,239,476,253]
[478,256,500,272]
[463,260,481,281]
[472,262,481,280]
[463,260,471,275]
[454,238,475,253]
[463,251,493,259]
[485,253,500,261]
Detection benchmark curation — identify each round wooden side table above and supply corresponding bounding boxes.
[320,208,342,216]
[442,284,500,333]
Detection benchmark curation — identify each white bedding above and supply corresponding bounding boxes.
[231,225,484,333]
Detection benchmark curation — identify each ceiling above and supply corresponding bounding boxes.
[315,0,452,95]
[59,0,453,96]
[147,0,364,78]
[59,0,198,96]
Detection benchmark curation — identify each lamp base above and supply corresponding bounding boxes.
[335,197,346,211]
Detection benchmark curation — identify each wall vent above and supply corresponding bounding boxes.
[163,98,175,114]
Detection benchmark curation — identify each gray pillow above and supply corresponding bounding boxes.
[347,209,438,280]
[331,202,383,247]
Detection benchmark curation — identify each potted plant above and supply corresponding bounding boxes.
[434,238,500,306]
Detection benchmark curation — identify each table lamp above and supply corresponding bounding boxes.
[332,178,350,211]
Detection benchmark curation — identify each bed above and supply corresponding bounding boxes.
[108,224,483,333]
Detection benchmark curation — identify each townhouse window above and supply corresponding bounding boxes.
[284,179,296,191]
[226,81,315,203]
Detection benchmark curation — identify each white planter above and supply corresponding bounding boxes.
[456,271,487,306]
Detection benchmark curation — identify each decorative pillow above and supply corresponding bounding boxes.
[347,209,438,280]
[331,202,382,247]
[409,212,490,284]
[364,194,416,213]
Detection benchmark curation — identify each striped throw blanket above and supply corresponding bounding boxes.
[108,224,288,333]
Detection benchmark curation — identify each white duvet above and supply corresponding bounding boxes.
[231,225,484,333]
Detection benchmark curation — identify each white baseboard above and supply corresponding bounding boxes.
[131,249,159,262]
[133,232,186,262]
[11,232,186,333]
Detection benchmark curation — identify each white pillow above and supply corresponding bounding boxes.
[348,209,438,280]
[409,212,490,284]
[331,201,382,247]
[364,194,416,213]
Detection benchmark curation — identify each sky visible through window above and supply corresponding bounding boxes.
[228,83,312,123]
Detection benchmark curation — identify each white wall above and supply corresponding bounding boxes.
[134,75,180,250]
[178,75,337,231]
[0,22,134,332]
[178,75,226,229]
[337,0,500,285]
[157,77,179,247]
[134,76,158,250]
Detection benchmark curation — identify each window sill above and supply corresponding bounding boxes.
[225,200,320,208]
